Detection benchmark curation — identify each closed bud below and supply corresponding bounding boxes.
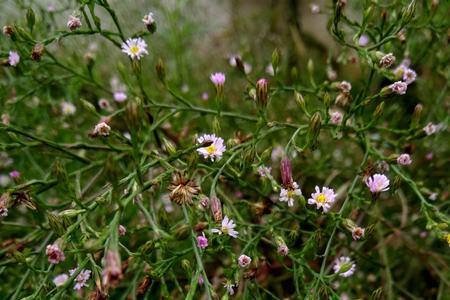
[47,213,66,236]
[125,99,142,129]
[234,56,246,75]
[80,99,97,114]
[323,92,331,108]
[256,78,269,109]
[139,240,155,256]
[402,0,416,21]
[309,112,322,135]
[307,59,314,75]
[295,92,306,113]
[373,101,384,119]
[271,48,280,74]
[210,196,222,222]
[260,147,272,162]
[181,259,192,272]
[102,250,123,288]
[212,116,221,135]
[173,224,190,240]
[26,8,36,32]
[155,58,165,82]
[280,158,293,187]
[59,209,86,218]
[31,44,44,61]
[162,138,176,155]
[411,104,422,127]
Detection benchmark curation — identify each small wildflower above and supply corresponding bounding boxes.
[9,170,20,179]
[333,256,356,277]
[98,98,111,110]
[113,91,127,102]
[69,267,91,290]
[67,15,82,31]
[339,81,352,94]
[61,101,76,116]
[379,53,396,68]
[310,3,320,14]
[403,68,417,84]
[118,225,126,236]
[277,244,289,256]
[121,38,148,60]
[210,72,226,95]
[224,280,236,295]
[423,122,437,135]
[358,34,369,46]
[308,186,337,213]
[46,243,65,264]
[201,92,209,101]
[365,174,390,193]
[142,12,156,32]
[397,153,412,165]
[389,81,408,95]
[257,165,272,178]
[8,51,20,66]
[429,193,438,201]
[198,274,204,286]
[211,215,238,238]
[53,274,69,287]
[210,196,223,222]
[102,250,123,288]
[351,227,365,240]
[265,63,275,76]
[168,173,200,205]
[196,134,226,161]
[238,254,252,268]
[197,232,208,249]
[330,111,343,125]
[279,182,302,207]
[93,122,111,137]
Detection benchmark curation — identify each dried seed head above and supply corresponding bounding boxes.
[168,173,200,205]
[31,44,44,61]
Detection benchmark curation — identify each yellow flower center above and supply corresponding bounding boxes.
[205,144,216,154]
[130,45,140,54]
[317,194,326,203]
[221,225,229,235]
[446,234,450,246]
[287,189,295,198]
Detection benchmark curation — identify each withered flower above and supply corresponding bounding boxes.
[102,250,123,289]
[168,173,200,205]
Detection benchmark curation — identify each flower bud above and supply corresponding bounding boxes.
[143,12,157,33]
[155,58,165,82]
[102,250,123,288]
[31,44,44,61]
[210,196,222,222]
[162,138,176,155]
[411,104,422,127]
[181,259,192,272]
[402,0,416,21]
[256,78,269,109]
[295,91,306,113]
[271,48,280,74]
[280,158,293,187]
[307,59,314,75]
[173,224,190,240]
[373,101,384,119]
[26,8,36,32]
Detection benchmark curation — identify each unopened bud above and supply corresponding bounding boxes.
[210,196,222,222]
[212,116,221,135]
[256,78,269,109]
[323,92,331,108]
[411,104,422,127]
[156,58,165,82]
[280,158,293,187]
[402,0,416,21]
[31,44,44,61]
[295,91,306,113]
[181,259,192,272]
[373,101,384,119]
[271,48,280,74]
[162,138,176,155]
[173,224,190,240]
[3,25,14,36]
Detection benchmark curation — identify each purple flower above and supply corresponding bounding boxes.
[397,153,412,166]
[8,51,20,66]
[67,15,82,31]
[389,81,408,95]
[9,170,20,179]
[358,34,369,47]
[277,244,289,256]
[197,232,208,249]
[46,243,65,264]
[114,91,127,102]
[365,174,390,193]
[238,254,252,268]
[210,72,225,87]
[69,267,91,290]
[308,186,337,213]
[403,68,417,84]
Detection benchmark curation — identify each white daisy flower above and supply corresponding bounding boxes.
[224,280,236,295]
[211,215,238,238]
[121,38,148,60]
[196,134,226,161]
[61,101,76,116]
[308,186,337,213]
[279,182,302,207]
[333,256,356,277]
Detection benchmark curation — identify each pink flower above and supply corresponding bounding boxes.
[280,158,293,187]
[8,51,20,66]
[351,227,365,240]
[198,274,204,286]
[277,244,289,256]
[210,73,226,93]
[197,232,208,249]
[403,68,417,84]
[113,91,127,102]
[397,153,412,165]
[46,243,65,264]
[196,134,226,161]
[339,81,352,94]
[53,274,69,287]
[102,250,123,288]
[358,34,369,46]
[69,267,91,290]
[118,225,127,236]
[201,92,209,101]
[330,111,343,125]
[365,174,390,193]
[308,186,337,213]
[423,122,437,136]
[67,15,82,31]
[389,81,408,95]
[238,254,252,268]
[9,170,20,179]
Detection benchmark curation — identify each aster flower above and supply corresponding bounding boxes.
[339,81,352,94]
[333,256,356,277]
[69,267,91,290]
[224,280,236,295]
[46,243,65,264]
[277,244,289,256]
[379,53,396,68]
[279,182,302,207]
[53,274,69,287]
[113,91,127,102]
[330,111,343,125]
[197,232,208,249]
[423,122,437,135]
[93,122,111,137]
[67,15,82,31]
[118,225,127,236]
[167,173,200,205]
[142,12,156,33]
[210,72,226,95]
[403,68,417,84]
[60,101,76,116]
[389,81,408,95]
[397,153,412,165]
[9,170,20,179]
[365,174,390,193]
[257,165,272,178]
[308,186,337,213]
[121,38,148,60]
[8,51,20,66]
[358,34,369,46]
[238,254,252,268]
[211,215,238,238]
[102,250,123,288]
[351,226,365,240]
[196,134,226,161]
